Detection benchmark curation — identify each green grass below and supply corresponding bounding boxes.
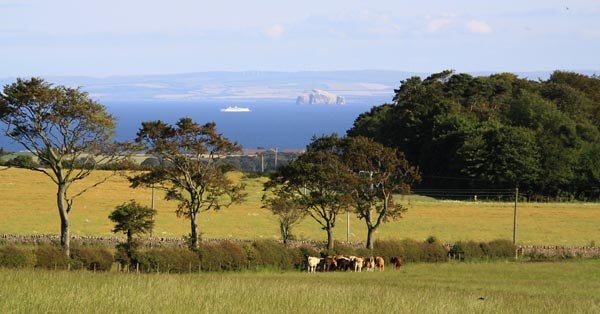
[1,167,599,246]
[0,260,598,313]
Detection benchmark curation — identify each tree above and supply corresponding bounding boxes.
[5,155,39,168]
[109,200,157,244]
[343,136,421,249]
[109,200,156,265]
[266,136,354,250]
[457,122,541,189]
[0,78,129,255]
[262,192,305,244]
[130,118,246,250]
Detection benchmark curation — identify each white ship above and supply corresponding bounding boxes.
[220,106,251,112]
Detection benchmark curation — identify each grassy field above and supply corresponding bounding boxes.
[0,167,599,246]
[0,260,598,313]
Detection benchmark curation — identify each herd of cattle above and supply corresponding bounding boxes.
[307,255,404,272]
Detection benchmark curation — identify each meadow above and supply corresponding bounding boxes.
[0,167,599,246]
[0,260,598,313]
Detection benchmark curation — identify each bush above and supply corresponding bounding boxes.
[35,246,70,270]
[487,239,516,258]
[6,155,39,168]
[198,242,249,271]
[219,241,249,270]
[70,246,114,271]
[329,243,357,257]
[136,248,200,273]
[248,240,300,270]
[0,246,36,268]
[460,241,485,260]
[421,237,447,263]
[451,240,516,261]
[398,239,425,263]
[373,240,404,261]
[373,238,447,263]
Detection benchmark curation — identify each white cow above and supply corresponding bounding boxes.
[353,256,365,272]
[307,256,321,273]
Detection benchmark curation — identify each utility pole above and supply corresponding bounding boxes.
[150,183,155,240]
[513,186,518,245]
[347,208,350,243]
[261,153,264,172]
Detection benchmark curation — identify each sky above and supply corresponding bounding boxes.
[1,0,599,77]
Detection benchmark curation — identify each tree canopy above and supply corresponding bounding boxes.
[265,134,420,249]
[0,78,128,255]
[130,117,246,249]
[348,70,600,200]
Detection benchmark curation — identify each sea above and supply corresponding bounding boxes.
[107,101,374,150]
[0,101,376,151]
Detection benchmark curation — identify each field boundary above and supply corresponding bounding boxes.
[2,234,599,258]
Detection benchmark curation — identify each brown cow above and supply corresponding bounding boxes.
[363,257,376,272]
[324,256,337,271]
[390,256,403,270]
[375,256,385,272]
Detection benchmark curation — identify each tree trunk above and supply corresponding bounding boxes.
[280,223,289,245]
[366,227,375,250]
[57,183,70,257]
[326,223,334,251]
[190,212,199,250]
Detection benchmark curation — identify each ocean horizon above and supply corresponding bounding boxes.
[106,101,374,150]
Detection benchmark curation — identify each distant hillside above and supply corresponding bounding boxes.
[2,70,596,103]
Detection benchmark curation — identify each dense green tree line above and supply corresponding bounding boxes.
[348,70,600,200]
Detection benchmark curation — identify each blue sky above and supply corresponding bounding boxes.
[1,0,599,77]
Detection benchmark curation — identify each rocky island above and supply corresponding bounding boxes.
[296,89,345,105]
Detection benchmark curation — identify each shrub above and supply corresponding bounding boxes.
[448,243,465,261]
[487,239,516,258]
[6,155,39,168]
[70,247,114,271]
[241,243,262,269]
[354,247,373,258]
[421,237,447,263]
[0,246,36,268]
[198,242,249,272]
[329,243,357,257]
[198,244,227,271]
[451,240,516,261]
[35,246,70,270]
[219,241,249,270]
[249,240,298,270]
[373,240,404,260]
[137,248,200,273]
[460,241,485,260]
[398,239,425,263]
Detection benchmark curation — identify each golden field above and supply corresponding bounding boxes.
[0,167,598,246]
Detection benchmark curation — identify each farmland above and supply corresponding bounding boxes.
[0,167,599,246]
[0,260,598,313]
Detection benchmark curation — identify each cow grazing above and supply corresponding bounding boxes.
[390,256,403,270]
[364,257,376,272]
[324,256,337,271]
[307,256,321,273]
[335,255,352,271]
[353,256,365,272]
[375,256,385,272]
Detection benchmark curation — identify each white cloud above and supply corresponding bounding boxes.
[427,19,452,32]
[358,11,402,35]
[264,24,285,39]
[466,20,492,34]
